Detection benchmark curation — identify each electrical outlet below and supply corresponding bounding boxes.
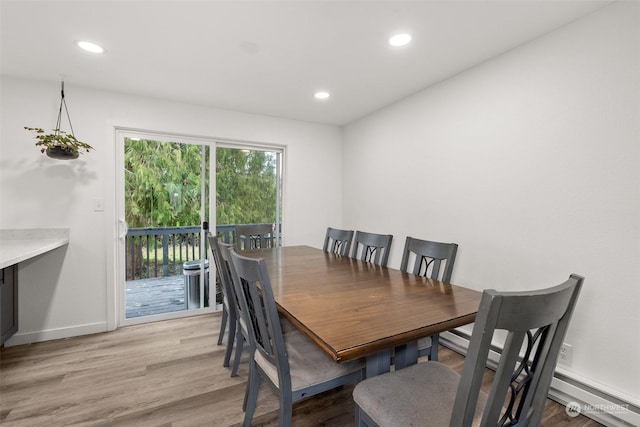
[559,343,573,366]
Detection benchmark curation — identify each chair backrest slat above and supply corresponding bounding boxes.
[400,236,458,282]
[323,227,354,256]
[235,224,275,251]
[215,239,250,340]
[208,233,235,318]
[350,231,393,267]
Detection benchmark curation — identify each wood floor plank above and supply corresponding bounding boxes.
[0,313,602,426]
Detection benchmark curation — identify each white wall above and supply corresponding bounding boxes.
[0,77,343,343]
[343,2,639,402]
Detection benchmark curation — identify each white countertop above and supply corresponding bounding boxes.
[0,228,70,269]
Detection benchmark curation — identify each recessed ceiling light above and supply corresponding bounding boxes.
[314,91,330,100]
[76,41,105,54]
[389,33,412,47]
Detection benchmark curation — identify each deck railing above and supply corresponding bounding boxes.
[125,224,276,280]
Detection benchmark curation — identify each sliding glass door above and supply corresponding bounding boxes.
[117,131,214,325]
[115,131,285,327]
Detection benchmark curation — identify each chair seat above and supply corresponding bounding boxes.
[255,328,364,392]
[353,362,487,427]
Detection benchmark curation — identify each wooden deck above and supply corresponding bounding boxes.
[125,275,186,318]
[125,274,219,318]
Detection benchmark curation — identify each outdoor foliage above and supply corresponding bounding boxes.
[125,139,209,228]
[124,139,277,228]
[216,147,277,225]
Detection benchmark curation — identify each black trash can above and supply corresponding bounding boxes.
[183,259,210,309]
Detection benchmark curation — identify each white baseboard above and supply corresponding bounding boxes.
[440,331,640,427]
[4,322,108,347]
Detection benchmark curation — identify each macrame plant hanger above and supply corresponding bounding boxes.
[56,80,76,140]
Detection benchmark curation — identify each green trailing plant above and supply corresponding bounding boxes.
[24,126,94,156]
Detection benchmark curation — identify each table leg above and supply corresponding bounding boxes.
[394,341,418,370]
[365,349,392,378]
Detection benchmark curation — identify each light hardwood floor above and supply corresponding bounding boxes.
[0,313,602,426]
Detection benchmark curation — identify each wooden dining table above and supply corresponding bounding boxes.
[241,245,483,377]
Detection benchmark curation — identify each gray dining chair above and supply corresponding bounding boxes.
[322,227,354,256]
[208,234,236,369]
[215,237,251,377]
[400,236,459,361]
[354,274,583,427]
[235,223,275,250]
[228,249,364,427]
[350,230,393,267]
[214,236,294,376]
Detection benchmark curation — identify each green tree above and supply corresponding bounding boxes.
[215,147,277,225]
[124,140,276,228]
[125,139,209,228]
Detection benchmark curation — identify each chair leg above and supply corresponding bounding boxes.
[243,361,260,426]
[217,307,228,345]
[223,313,236,368]
[231,327,244,377]
[355,404,376,427]
[279,392,293,427]
[430,333,440,361]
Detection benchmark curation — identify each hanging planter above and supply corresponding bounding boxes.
[25,81,94,160]
[44,144,80,160]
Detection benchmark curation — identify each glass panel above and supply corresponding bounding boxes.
[215,147,282,245]
[123,137,210,319]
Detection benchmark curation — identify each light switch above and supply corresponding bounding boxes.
[93,198,105,212]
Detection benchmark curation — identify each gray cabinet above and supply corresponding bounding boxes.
[1,265,18,346]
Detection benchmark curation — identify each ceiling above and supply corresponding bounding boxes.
[1,1,610,126]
